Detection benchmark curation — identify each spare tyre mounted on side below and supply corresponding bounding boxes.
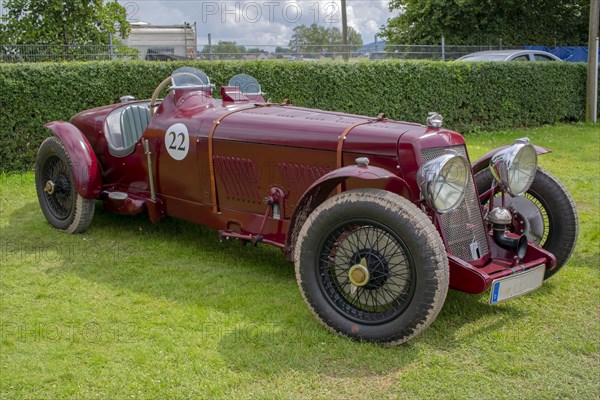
[476,167,578,280]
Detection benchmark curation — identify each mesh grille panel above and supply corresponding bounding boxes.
[421,146,489,261]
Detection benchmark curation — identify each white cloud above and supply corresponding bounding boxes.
[118,0,399,45]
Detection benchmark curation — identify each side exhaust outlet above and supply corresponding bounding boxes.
[487,207,528,259]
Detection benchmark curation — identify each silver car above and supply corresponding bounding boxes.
[456,49,562,62]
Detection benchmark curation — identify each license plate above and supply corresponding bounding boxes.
[490,264,546,304]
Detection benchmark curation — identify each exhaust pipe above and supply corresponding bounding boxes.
[487,208,528,259]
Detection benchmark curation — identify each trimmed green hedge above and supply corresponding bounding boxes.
[0,60,588,171]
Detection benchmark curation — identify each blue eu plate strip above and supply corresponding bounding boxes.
[492,283,500,303]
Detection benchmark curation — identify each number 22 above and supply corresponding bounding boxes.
[168,132,186,151]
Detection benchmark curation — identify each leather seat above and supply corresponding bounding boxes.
[120,105,151,150]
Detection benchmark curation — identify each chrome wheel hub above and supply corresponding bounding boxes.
[44,180,56,195]
[349,258,370,287]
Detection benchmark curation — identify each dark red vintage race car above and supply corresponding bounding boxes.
[35,67,578,345]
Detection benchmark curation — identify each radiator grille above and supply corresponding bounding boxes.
[421,146,489,261]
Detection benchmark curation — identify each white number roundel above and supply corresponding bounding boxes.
[165,123,190,160]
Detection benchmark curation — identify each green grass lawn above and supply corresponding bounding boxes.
[1,124,598,399]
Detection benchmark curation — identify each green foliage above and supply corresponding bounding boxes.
[381,0,589,46]
[0,0,130,48]
[246,48,268,55]
[199,41,249,60]
[0,60,589,172]
[289,24,363,58]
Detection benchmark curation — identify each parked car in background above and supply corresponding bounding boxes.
[456,49,562,62]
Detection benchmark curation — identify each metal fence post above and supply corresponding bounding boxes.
[208,33,213,61]
[109,32,115,61]
[441,35,445,61]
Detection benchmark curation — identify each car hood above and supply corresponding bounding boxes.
[194,103,433,158]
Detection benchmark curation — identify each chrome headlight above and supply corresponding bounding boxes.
[417,153,469,213]
[489,138,537,196]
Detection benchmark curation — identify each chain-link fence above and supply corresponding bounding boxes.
[0,44,140,62]
[0,43,513,63]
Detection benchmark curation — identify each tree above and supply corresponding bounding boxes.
[0,0,130,46]
[275,46,294,59]
[275,46,294,54]
[247,48,267,54]
[199,41,247,60]
[380,0,590,46]
[328,26,363,55]
[289,24,363,58]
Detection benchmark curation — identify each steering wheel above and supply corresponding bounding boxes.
[150,76,173,117]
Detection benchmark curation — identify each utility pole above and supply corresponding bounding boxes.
[341,0,349,61]
[586,0,599,123]
[194,22,198,58]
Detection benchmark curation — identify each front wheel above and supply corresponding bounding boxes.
[294,189,448,345]
[35,136,95,234]
[475,167,578,279]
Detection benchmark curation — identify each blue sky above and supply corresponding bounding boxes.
[117,0,399,46]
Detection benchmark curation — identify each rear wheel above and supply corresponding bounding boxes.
[35,136,95,233]
[476,167,578,279]
[294,189,448,345]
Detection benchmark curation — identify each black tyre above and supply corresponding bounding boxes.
[476,167,578,279]
[35,136,95,234]
[294,189,448,345]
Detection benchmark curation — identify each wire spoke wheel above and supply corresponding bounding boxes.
[35,136,95,234]
[517,193,550,246]
[41,155,74,220]
[319,221,416,324]
[295,189,448,345]
[486,190,550,247]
